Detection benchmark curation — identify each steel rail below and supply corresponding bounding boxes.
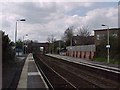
[34,56,54,90]
[47,55,120,74]
[37,55,79,90]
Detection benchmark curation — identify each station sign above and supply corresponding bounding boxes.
[106,45,110,48]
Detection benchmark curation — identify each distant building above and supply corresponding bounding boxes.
[94,28,120,46]
[72,35,94,45]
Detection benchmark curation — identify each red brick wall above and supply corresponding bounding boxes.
[85,52,90,59]
[66,51,94,60]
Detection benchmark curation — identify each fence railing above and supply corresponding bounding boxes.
[66,45,96,52]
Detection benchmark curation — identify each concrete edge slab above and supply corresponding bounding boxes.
[46,54,120,74]
[17,54,29,89]
[17,53,49,89]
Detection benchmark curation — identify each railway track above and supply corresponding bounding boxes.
[33,53,120,89]
[34,54,78,90]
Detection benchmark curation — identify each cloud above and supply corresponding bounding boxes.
[85,7,118,29]
[0,2,118,42]
[0,0,119,2]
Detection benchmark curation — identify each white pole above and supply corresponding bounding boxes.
[15,21,17,57]
[59,40,61,54]
[102,24,110,63]
[107,26,110,63]
[23,36,24,54]
[71,37,72,46]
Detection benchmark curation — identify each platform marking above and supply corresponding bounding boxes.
[28,72,39,76]
[17,54,30,89]
[29,60,34,62]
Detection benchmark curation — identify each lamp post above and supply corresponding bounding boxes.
[51,35,54,54]
[70,26,74,46]
[48,35,51,54]
[15,19,26,57]
[70,36,73,46]
[59,40,61,54]
[23,34,28,55]
[101,24,110,63]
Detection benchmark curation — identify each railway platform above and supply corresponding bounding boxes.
[17,53,48,89]
[46,54,120,73]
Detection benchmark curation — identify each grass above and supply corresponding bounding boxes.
[93,57,120,64]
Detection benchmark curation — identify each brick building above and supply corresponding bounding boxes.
[65,28,120,60]
[72,35,94,45]
[94,28,120,46]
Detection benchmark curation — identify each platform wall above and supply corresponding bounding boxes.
[66,45,96,60]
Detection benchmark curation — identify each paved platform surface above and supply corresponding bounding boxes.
[17,53,48,89]
[46,54,120,70]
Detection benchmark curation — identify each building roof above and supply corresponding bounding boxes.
[94,28,120,31]
[73,35,94,38]
[72,35,94,45]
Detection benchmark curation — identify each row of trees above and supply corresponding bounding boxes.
[2,32,15,63]
[47,35,66,54]
[2,32,29,63]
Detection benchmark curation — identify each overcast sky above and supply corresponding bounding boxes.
[0,0,119,43]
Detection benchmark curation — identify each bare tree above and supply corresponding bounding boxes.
[74,25,93,45]
[47,37,51,43]
[47,35,55,43]
[47,35,56,53]
[77,25,91,37]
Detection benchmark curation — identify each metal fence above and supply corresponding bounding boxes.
[66,45,96,52]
